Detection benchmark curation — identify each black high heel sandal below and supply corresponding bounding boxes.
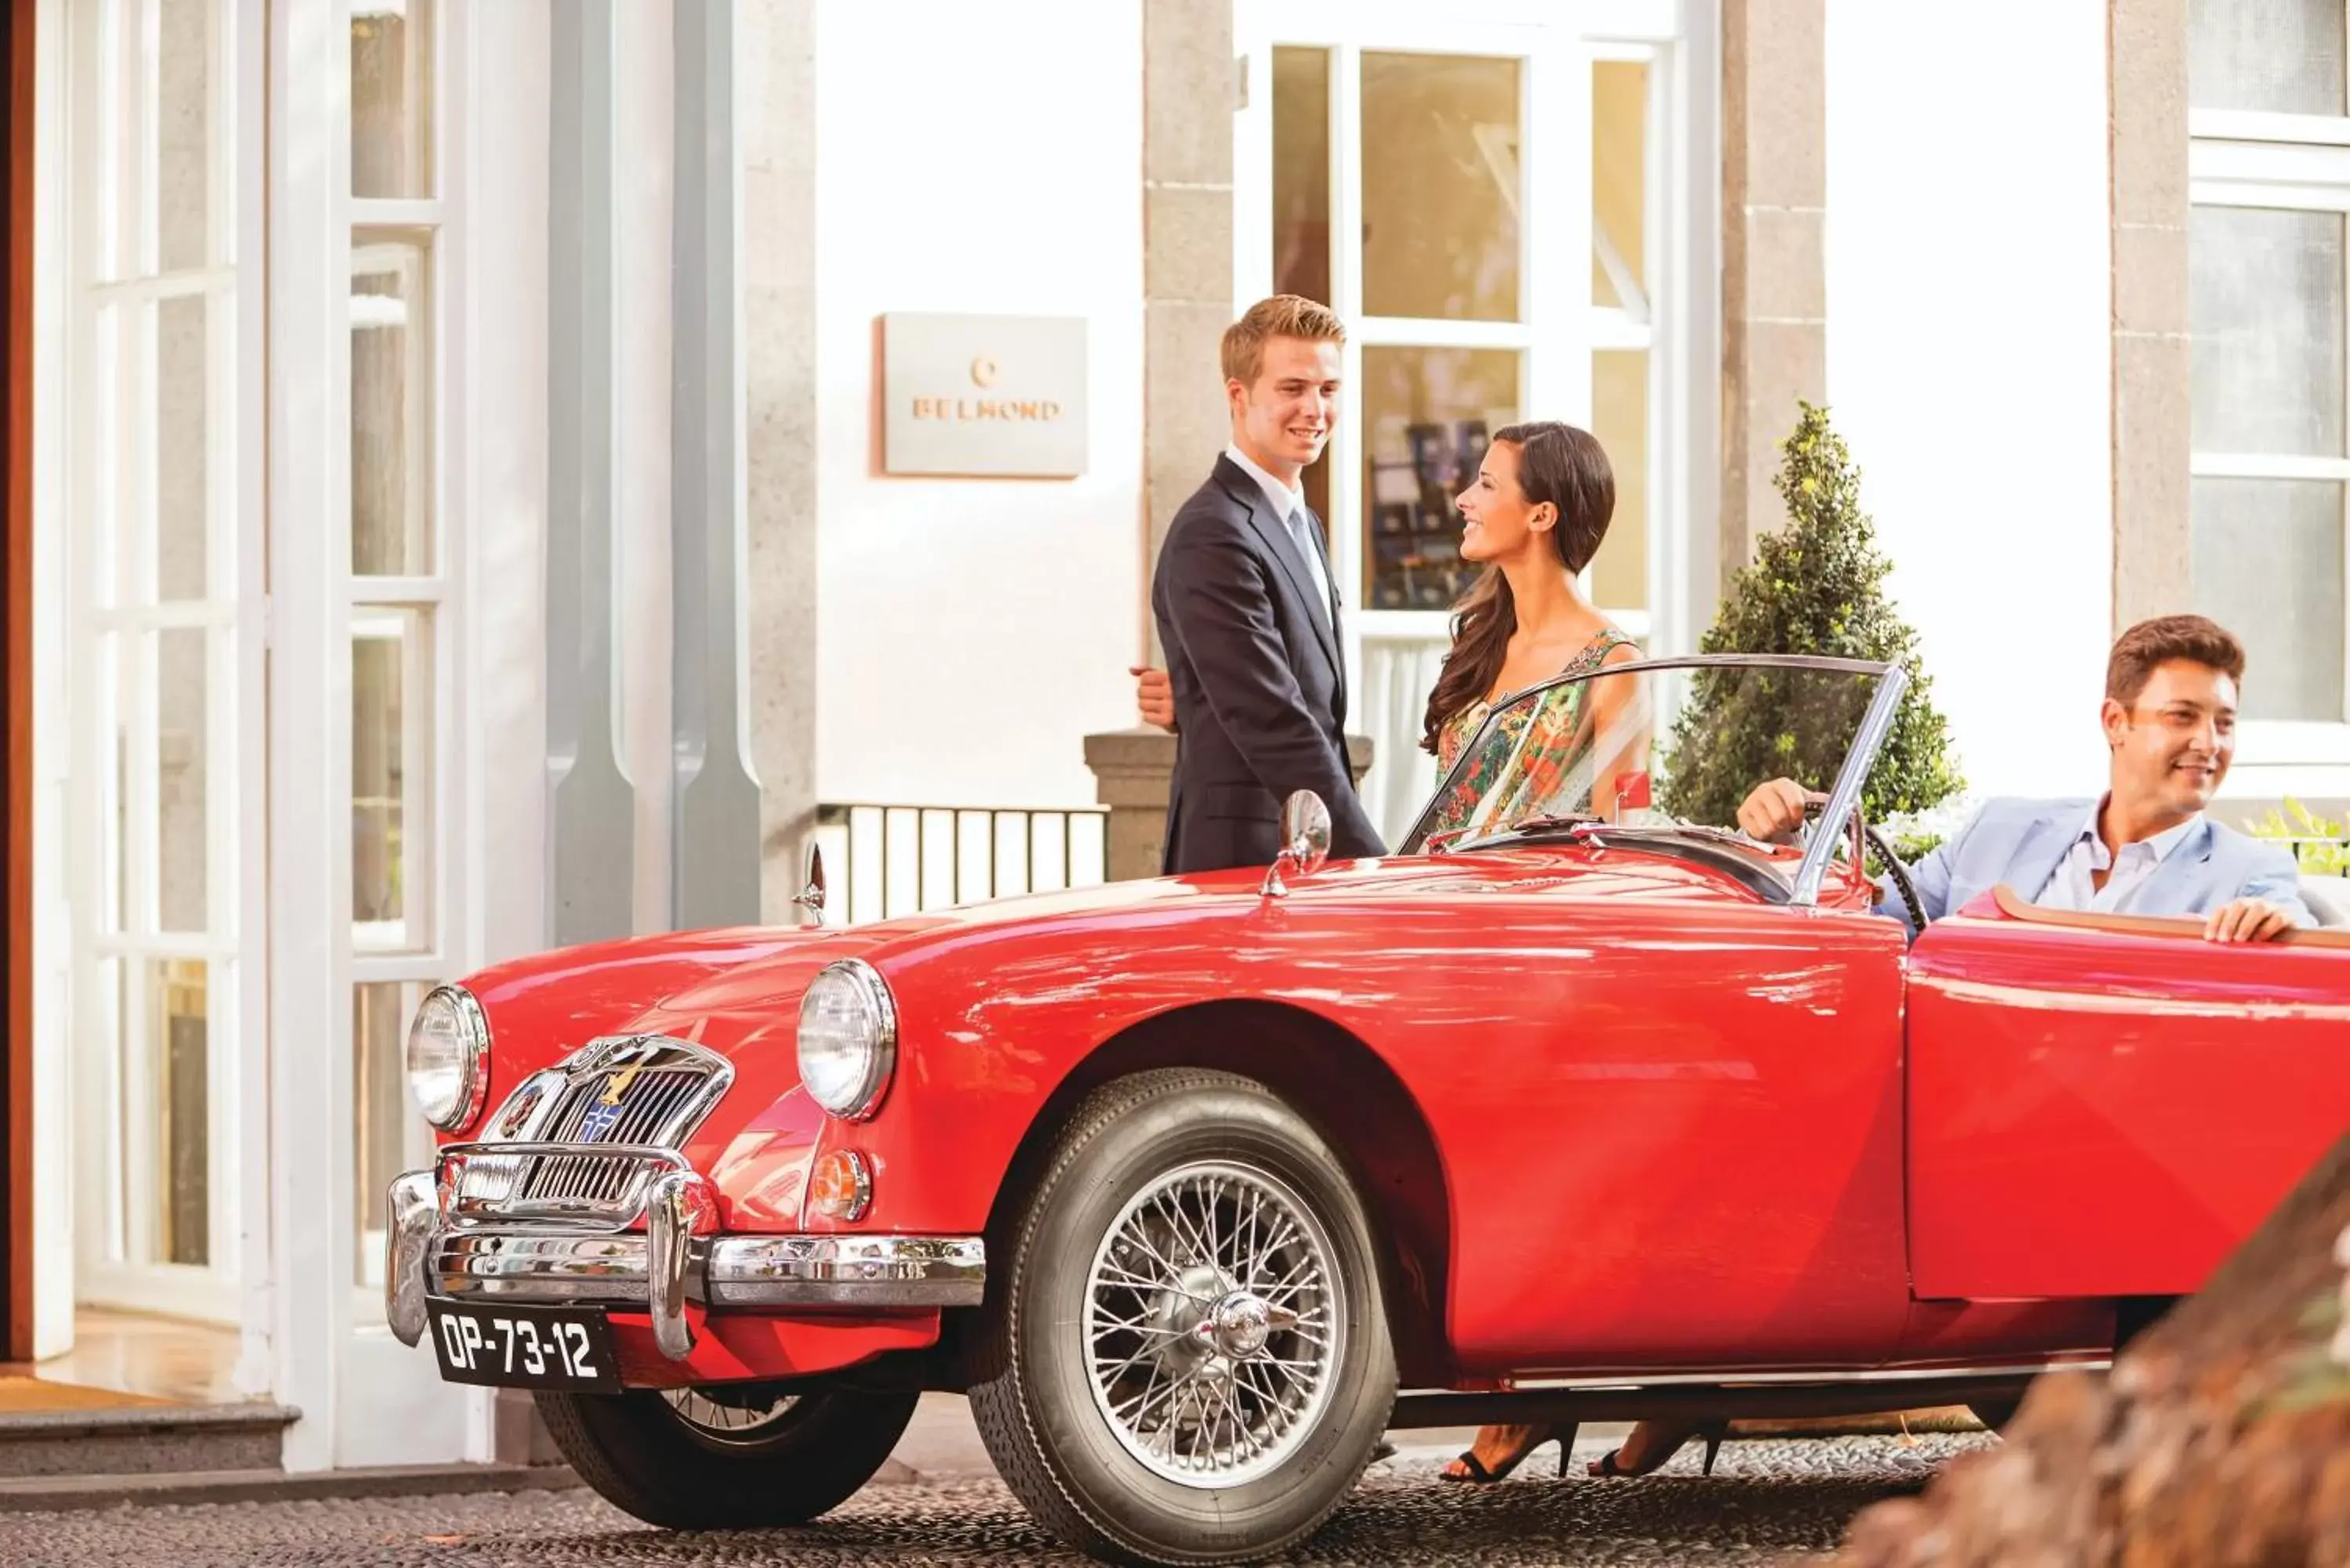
[1589,1421,1728,1479]
[1439,1422,1581,1484]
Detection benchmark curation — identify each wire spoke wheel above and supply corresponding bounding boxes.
[1083,1159,1344,1489]
[656,1386,801,1445]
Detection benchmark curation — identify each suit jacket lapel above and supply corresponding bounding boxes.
[1304,505,1347,711]
[2002,814,2077,907]
[1216,459,1343,682]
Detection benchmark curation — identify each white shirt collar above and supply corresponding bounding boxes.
[1224,443,1305,524]
[2072,796,2203,865]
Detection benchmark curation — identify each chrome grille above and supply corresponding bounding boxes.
[519,1146,660,1209]
[542,1066,709,1146]
[467,1035,733,1224]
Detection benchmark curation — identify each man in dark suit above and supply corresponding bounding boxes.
[1138,295,1386,875]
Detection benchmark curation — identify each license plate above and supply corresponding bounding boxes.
[425,1299,620,1392]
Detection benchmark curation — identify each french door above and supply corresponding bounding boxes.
[1234,0,1702,846]
[64,0,247,1326]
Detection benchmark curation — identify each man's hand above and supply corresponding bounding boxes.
[1735,777,1820,844]
[2203,896,2296,944]
[1130,665,1177,733]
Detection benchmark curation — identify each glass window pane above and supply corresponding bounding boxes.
[157,0,213,273]
[353,611,429,940]
[352,0,433,198]
[1593,60,1648,315]
[152,957,208,1268]
[157,628,208,932]
[352,241,430,574]
[155,293,211,599]
[355,981,414,1291]
[1361,345,1521,610]
[2190,206,2344,457]
[2190,478,2345,722]
[1590,352,1649,612]
[1361,53,1521,322]
[1272,47,1332,304]
[2188,0,2346,115]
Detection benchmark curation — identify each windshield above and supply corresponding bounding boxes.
[1398,654,1899,859]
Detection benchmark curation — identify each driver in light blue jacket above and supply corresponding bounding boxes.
[1736,614,2312,943]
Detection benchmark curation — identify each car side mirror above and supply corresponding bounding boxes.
[795,843,828,928]
[1260,790,1332,898]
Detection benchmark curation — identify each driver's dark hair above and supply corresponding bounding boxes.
[1420,422,1615,756]
[2106,614,2245,706]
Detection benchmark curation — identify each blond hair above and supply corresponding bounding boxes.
[1220,294,1345,387]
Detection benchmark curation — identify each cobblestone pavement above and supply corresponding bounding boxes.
[0,1434,1987,1567]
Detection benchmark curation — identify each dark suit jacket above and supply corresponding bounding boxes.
[1150,456,1387,873]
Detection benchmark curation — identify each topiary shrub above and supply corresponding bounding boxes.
[1657,401,1964,826]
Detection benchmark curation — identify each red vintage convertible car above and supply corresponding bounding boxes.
[385,654,2350,1565]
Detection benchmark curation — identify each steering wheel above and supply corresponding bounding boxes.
[1804,799,1926,930]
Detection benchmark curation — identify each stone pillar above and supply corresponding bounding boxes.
[1085,732,1374,882]
[1719,0,1828,571]
[2109,0,2191,628]
[1141,0,1236,667]
[739,0,820,923]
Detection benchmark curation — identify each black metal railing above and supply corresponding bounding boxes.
[812,803,1112,926]
[2276,836,2350,876]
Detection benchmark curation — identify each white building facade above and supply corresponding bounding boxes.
[3,0,2339,1472]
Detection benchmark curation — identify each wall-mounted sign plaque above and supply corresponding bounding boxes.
[881,313,1089,478]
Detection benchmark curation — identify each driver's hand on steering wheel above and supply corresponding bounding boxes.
[1736,777,1824,844]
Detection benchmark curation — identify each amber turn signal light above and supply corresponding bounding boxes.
[809,1149,873,1223]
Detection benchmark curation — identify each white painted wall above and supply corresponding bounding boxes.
[1824,0,2113,799]
[811,0,1147,809]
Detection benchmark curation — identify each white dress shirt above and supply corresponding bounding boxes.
[2033,798,2203,913]
[1225,444,1333,634]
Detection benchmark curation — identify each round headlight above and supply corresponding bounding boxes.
[407,985,490,1131]
[797,960,897,1120]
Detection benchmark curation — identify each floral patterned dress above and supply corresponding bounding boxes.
[1426,627,1639,839]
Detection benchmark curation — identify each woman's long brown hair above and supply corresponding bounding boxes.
[1419,422,1616,756]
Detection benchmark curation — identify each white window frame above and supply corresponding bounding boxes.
[269,0,472,1471]
[1234,0,1709,833]
[2189,112,2350,767]
[1237,0,1701,655]
[61,0,247,1327]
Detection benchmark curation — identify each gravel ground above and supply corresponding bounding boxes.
[0,1433,1987,1566]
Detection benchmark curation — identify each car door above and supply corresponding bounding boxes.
[1906,888,2350,1300]
[1399,869,1918,1375]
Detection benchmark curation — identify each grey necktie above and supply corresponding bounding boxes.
[1285,506,1334,637]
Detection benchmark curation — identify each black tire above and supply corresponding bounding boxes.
[535,1384,918,1529]
[968,1068,1397,1566]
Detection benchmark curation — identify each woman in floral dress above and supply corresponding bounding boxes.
[1426,425,1709,1487]
[1419,423,1645,844]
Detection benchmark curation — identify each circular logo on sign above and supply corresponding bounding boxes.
[971,356,1000,388]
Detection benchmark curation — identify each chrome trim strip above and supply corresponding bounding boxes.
[420,1229,987,1311]
[1509,1357,2110,1392]
[708,1235,985,1307]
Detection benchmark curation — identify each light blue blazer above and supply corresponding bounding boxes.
[1880,797,2314,935]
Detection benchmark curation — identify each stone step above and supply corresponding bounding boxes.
[0,1403,296,1479]
[0,1460,577,1513]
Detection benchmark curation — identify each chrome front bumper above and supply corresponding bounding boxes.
[385,1151,986,1361]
